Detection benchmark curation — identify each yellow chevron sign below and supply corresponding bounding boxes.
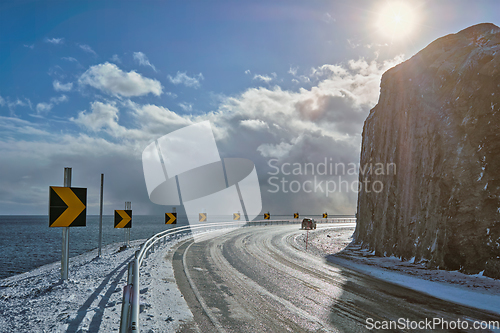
[264,212,270,220]
[49,186,87,227]
[165,212,177,224]
[294,212,299,219]
[199,213,207,222]
[323,213,328,218]
[114,210,132,228]
[233,213,240,220]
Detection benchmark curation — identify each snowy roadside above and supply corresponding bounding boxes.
[139,228,239,333]
[0,234,194,333]
[295,226,500,316]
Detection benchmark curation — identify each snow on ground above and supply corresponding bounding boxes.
[139,228,238,333]
[3,224,498,333]
[0,234,194,333]
[296,225,500,316]
[131,237,193,333]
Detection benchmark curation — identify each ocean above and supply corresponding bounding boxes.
[0,214,351,280]
[0,215,190,280]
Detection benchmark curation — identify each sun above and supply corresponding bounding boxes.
[376,1,418,41]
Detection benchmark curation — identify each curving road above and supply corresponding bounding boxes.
[172,224,499,332]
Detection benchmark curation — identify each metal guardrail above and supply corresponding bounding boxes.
[119,218,356,332]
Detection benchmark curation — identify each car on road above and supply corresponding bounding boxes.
[301,218,316,230]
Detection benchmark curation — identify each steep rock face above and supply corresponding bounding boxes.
[355,23,500,278]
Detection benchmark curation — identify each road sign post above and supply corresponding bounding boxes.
[125,202,131,246]
[115,203,132,248]
[98,174,104,257]
[48,167,87,281]
[62,167,71,280]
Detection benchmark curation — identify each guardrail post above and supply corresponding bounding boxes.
[119,261,135,333]
[120,284,132,333]
[127,261,134,284]
[131,258,140,332]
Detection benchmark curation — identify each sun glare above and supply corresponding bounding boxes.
[376,2,418,41]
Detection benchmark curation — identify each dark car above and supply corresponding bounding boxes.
[301,218,316,230]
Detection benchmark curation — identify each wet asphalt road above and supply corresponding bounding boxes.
[172,224,500,332]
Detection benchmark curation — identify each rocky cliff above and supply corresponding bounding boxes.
[355,23,500,278]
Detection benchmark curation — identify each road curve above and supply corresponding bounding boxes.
[172,224,499,332]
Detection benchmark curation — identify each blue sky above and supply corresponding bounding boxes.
[1,0,499,215]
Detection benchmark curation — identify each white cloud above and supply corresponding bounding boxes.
[347,39,361,49]
[245,70,251,75]
[53,80,73,92]
[110,54,121,63]
[127,102,192,133]
[313,56,404,106]
[322,13,335,24]
[257,141,293,158]
[5,98,31,115]
[0,116,50,136]
[78,44,97,55]
[35,95,68,115]
[178,102,193,112]
[167,72,203,88]
[0,96,4,107]
[312,64,348,77]
[24,44,34,49]
[0,54,405,215]
[133,52,156,72]
[0,130,149,214]
[36,102,53,114]
[62,57,78,63]
[79,62,163,97]
[45,38,64,45]
[9,99,27,108]
[25,98,33,110]
[240,119,269,131]
[50,95,68,104]
[71,101,124,135]
[253,74,273,83]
